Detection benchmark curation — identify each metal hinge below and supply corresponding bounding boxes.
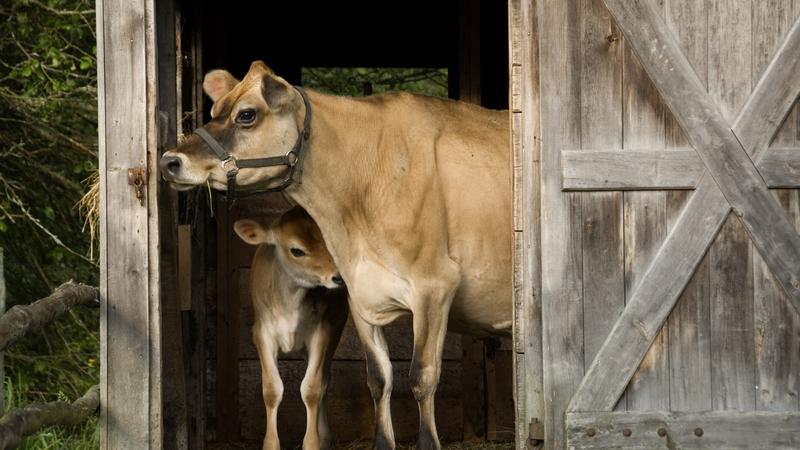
[528,417,545,448]
[127,167,146,207]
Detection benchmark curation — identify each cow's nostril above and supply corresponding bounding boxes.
[160,155,182,176]
[332,274,344,286]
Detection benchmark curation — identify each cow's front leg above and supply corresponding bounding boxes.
[253,323,282,450]
[353,313,395,450]
[409,270,460,450]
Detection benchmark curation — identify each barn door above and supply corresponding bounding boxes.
[512,0,800,449]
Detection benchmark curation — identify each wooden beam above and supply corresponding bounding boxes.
[562,149,700,190]
[561,148,800,191]
[568,6,800,412]
[602,0,800,304]
[757,148,800,189]
[566,411,800,449]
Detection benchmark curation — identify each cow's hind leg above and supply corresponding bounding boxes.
[409,268,460,450]
[253,323,282,450]
[353,313,395,450]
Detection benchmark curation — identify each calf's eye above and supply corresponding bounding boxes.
[290,248,306,257]
[236,109,256,124]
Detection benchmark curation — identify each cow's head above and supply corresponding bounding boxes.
[160,61,303,192]
[234,208,344,290]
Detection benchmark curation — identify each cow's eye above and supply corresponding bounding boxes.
[290,248,306,257]
[236,109,256,124]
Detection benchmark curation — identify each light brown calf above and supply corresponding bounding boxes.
[234,207,348,450]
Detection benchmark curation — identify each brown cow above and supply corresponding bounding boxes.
[234,208,348,450]
[161,61,511,449]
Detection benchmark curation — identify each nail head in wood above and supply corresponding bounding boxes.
[657,428,667,437]
[622,428,632,437]
[586,428,597,437]
[694,427,704,437]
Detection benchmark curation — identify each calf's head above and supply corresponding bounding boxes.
[160,61,303,192]
[234,208,343,290]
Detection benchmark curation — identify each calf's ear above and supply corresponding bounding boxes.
[203,69,238,102]
[233,219,273,245]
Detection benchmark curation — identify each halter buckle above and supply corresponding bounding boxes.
[221,156,239,175]
[286,151,299,167]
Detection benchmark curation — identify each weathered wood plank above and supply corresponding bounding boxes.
[537,0,584,447]
[755,189,800,412]
[97,0,161,447]
[562,149,700,190]
[707,0,756,413]
[621,15,670,410]
[752,1,800,415]
[566,411,800,449]
[759,148,800,188]
[604,0,800,305]
[579,0,624,413]
[561,148,800,190]
[664,0,712,413]
[513,0,544,448]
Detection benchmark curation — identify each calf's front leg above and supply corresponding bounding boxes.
[253,323,282,450]
[302,324,339,450]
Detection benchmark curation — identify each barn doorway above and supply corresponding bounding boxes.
[172,1,514,448]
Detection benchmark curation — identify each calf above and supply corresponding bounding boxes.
[234,207,348,450]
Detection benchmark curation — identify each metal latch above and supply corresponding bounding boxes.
[529,418,544,448]
[127,167,146,207]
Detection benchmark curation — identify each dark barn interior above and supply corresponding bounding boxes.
[174,1,512,447]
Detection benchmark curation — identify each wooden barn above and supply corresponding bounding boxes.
[96,0,800,449]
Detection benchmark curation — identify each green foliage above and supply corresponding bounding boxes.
[0,0,99,447]
[302,67,448,98]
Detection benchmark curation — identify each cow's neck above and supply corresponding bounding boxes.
[287,90,383,267]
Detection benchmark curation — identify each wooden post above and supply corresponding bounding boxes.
[97,0,163,447]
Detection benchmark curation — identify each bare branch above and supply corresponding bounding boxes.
[0,281,98,351]
[0,385,99,450]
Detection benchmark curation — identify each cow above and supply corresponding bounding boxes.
[233,208,348,450]
[160,61,511,450]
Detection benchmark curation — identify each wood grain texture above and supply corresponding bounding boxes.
[537,0,585,447]
[562,149,701,190]
[621,12,670,410]
[604,0,800,305]
[578,0,624,414]
[756,190,800,412]
[97,0,160,447]
[752,1,800,415]
[512,0,545,448]
[566,411,800,449]
[708,0,756,413]
[561,148,800,190]
[570,0,800,412]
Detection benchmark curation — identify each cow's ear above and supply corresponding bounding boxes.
[233,219,270,245]
[203,70,238,102]
[261,74,295,111]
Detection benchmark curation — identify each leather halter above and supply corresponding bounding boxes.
[193,86,312,198]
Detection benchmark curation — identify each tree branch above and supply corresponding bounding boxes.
[0,385,99,450]
[0,281,98,351]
